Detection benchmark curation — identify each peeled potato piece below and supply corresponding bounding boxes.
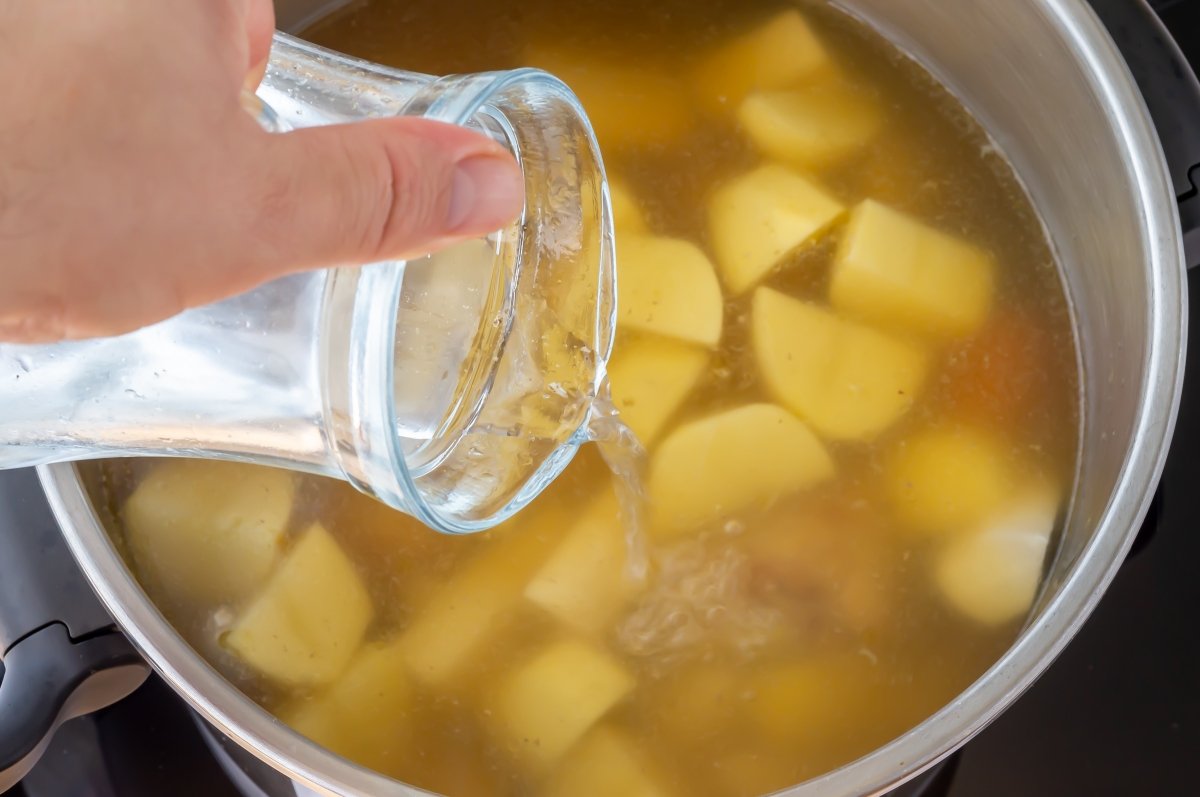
[738,79,882,168]
[936,482,1060,625]
[491,638,635,769]
[398,510,560,687]
[609,178,648,233]
[525,47,692,149]
[608,336,708,446]
[617,235,724,347]
[223,522,372,687]
[543,726,671,797]
[887,427,1014,539]
[280,639,412,773]
[525,490,641,634]
[652,662,743,743]
[752,287,927,441]
[692,9,832,114]
[709,164,846,295]
[832,200,995,338]
[748,652,878,745]
[649,404,834,536]
[123,460,294,606]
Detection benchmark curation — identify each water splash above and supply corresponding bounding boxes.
[615,537,782,668]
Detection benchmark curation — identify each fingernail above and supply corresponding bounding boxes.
[446,153,525,233]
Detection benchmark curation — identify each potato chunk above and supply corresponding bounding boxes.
[652,662,743,743]
[752,287,926,441]
[223,523,371,687]
[398,517,557,687]
[491,638,635,768]
[123,460,294,606]
[525,47,692,149]
[936,482,1059,625]
[609,178,648,233]
[747,653,877,744]
[887,428,1014,539]
[649,404,833,536]
[692,10,832,114]
[544,726,671,797]
[279,639,411,773]
[617,235,724,347]
[525,490,641,633]
[738,80,882,168]
[709,164,846,295]
[832,200,995,338]
[608,336,708,446]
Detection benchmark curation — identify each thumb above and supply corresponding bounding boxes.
[249,116,524,273]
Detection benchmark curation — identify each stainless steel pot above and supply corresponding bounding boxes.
[33,0,1191,795]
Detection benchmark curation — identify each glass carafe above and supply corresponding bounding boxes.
[0,34,616,535]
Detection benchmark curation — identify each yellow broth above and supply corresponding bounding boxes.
[88,2,1079,795]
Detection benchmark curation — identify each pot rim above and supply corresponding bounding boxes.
[40,0,1187,794]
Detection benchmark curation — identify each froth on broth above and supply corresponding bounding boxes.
[88,1,1079,795]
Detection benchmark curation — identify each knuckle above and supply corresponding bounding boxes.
[341,132,398,260]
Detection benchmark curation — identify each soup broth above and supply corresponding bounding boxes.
[89,1,1079,795]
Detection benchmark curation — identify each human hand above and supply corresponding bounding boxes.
[0,0,524,343]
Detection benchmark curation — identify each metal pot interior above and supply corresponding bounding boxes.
[42,0,1187,795]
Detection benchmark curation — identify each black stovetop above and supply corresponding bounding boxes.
[11,2,1200,796]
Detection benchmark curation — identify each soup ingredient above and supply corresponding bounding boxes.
[832,199,994,338]
[223,523,371,686]
[617,536,783,664]
[525,490,640,633]
[942,309,1053,426]
[544,726,670,797]
[935,482,1059,625]
[649,404,833,535]
[738,81,881,168]
[748,653,877,744]
[321,490,447,604]
[608,336,709,445]
[398,517,557,686]
[280,640,412,772]
[887,427,1014,538]
[617,235,724,347]
[525,47,692,148]
[123,460,293,605]
[709,164,845,295]
[490,638,635,768]
[752,287,927,441]
[692,10,832,114]
[742,498,892,632]
[610,178,648,233]
[650,662,743,742]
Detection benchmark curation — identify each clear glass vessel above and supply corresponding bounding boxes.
[0,34,616,534]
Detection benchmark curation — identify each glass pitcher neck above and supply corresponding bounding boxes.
[0,34,615,535]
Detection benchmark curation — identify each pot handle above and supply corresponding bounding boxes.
[1092,0,1200,268]
[0,468,150,791]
